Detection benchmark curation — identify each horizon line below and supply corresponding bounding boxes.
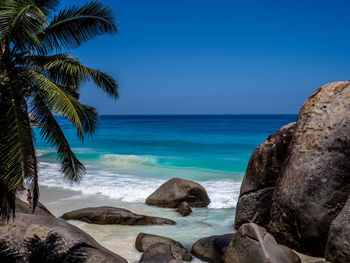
[99,113,299,116]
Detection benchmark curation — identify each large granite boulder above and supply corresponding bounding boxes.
[146,178,210,208]
[135,232,192,262]
[325,194,350,263]
[191,233,234,263]
[224,223,300,263]
[234,122,296,229]
[0,200,127,263]
[61,206,175,225]
[269,81,350,255]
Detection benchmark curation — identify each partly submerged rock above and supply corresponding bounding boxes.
[176,202,192,216]
[139,243,182,263]
[234,122,296,229]
[191,233,234,263]
[146,178,210,208]
[135,232,192,262]
[325,194,350,263]
[269,81,350,255]
[0,201,127,263]
[224,223,300,263]
[61,206,175,225]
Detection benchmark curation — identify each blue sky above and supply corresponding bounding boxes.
[62,0,350,114]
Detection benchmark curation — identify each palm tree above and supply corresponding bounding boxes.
[0,0,119,222]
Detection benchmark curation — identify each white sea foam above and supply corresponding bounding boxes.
[39,161,241,209]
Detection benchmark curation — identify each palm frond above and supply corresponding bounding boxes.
[29,53,119,98]
[27,69,85,139]
[31,93,85,182]
[0,88,38,220]
[39,1,118,53]
[1,0,46,50]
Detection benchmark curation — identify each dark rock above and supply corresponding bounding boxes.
[0,202,127,263]
[176,202,192,216]
[224,223,300,263]
[139,243,182,263]
[325,194,350,263]
[280,245,301,263]
[61,206,175,225]
[269,81,350,255]
[146,178,210,208]
[191,233,234,263]
[234,122,296,229]
[135,233,192,261]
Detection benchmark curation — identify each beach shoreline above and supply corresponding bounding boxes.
[33,185,234,262]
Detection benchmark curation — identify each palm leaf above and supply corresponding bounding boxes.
[31,93,86,182]
[39,1,118,53]
[27,69,85,139]
[0,88,38,220]
[29,53,119,98]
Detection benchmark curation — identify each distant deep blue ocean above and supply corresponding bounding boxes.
[36,114,297,209]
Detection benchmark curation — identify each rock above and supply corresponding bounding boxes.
[146,178,210,208]
[191,233,234,263]
[176,202,192,216]
[224,223,300,263]
[61,206,175,225]
[269,81,350,255]
[16,198,54,217]
[0,201,127,263]
[139,243,182,263]
[280,245,301,263]
[234,122,296,229]
[325,194,350,263]
[135,233,192,261]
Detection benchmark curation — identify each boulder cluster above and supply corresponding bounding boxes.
[234,81,350,262]
[1,81,350,262]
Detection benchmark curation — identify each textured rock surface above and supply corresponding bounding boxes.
[325,194,350,263]
[16,198,54,217]
[61,206,175,225]
[191,233,234,263]
[136,233,192,262]
[269,81,350,255]
[280,245,301,263]
[146,178,210,208]
[0,201,127,263]
[224,223,300,263]
[234,122,296,229]
[176,202,192,216]
[139,243,182,263]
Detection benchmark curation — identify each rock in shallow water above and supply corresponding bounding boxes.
[0,199,127,263]
[61,206,176,225]
[146,178,210,208]
[191,233,234,263]
[135,233,192,262]
[176,202,192,216]
[224,223,300,263]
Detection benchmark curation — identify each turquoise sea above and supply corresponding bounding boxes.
[35,115,297,262]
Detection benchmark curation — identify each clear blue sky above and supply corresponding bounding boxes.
[61,0,350,114]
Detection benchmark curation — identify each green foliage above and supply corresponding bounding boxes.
[0,0,119,222]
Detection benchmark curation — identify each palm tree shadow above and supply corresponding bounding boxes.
[0,232,96,263]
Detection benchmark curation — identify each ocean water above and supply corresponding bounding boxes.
[34,115,297,262]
